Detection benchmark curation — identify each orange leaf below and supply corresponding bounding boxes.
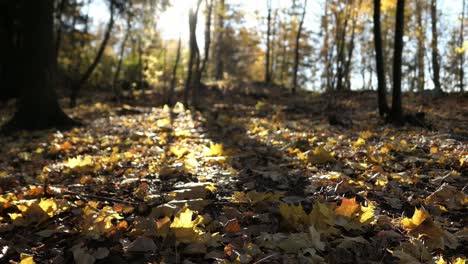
[335,198,359,217]
[225,218,241,233]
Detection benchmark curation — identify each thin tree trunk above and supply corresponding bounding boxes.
[344,1,360,91]
[335,1,350,91]
[292,0,307,94]
[430,0,442,92]
[4,0,76,131]
[112,20,131,105]
[391,0,405,123]
[185,0,202,106]
[459,0,466,92]
[215,0,225,80]
[70,0,115,108]
[137,36,143,90]
[168,37,182,106]
[322,0,331,91]
[373,0,389,117]
[265,0,272,84]
[55,0,67,59]
[416,0,425,92]
[200,0,213,80]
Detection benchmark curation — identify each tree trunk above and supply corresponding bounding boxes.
[185,0,202,106]
[199,0,214,80]
[391,0,405,124]
[112,20,131,105]
[168,37,182,106]
[292,0,307,94]
[215,0,225,80]
[137,36,143,90]
[430,0,442,92]
[4,0,76,131]
[334,1,350,91]
[459,0,466,92]
[373,0,389,117]
[415,0,425,92]
[55,0,68,59]
[322,0,331,91]
[265,0,272,84]
[70,0,115,108]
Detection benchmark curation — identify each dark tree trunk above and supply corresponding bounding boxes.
[334,1,350,91]
[215,0,225,80]
[415,0,425,92]
[430,0,442,92]
[292,0,307,94]
[112,20,131,105]
[3,0,76,131]
[199,0,214,81]
[322,0,332,91]
[185,0,202,107]
[344,1,361,91]
[373,0,389,117]
[265,0,272,84]
[168,37,182,106]
[459,0,466,92]
[70,0,115,108]
[391,0,405,124]
[55,0,68,59]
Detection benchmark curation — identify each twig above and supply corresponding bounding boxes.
[254,253,279,264]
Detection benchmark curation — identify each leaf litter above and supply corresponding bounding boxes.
[0,91,467,263]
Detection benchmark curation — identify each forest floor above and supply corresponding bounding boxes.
[0,86,467,264]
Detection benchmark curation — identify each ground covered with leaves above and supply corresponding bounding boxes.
[0,89,467,264]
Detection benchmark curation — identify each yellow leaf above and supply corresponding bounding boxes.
[170,145,188,159]
[280,203,310,229]
[437,256,447,264]
[170,205,204,243]
[359,201,376,224]
[453,257,466,264]
[65,156,93,169]
[335,198,359,217]
[401,208,429,230]
[353,138,366,148]
[204,143,224,157]
[20,254,35,264]
[307,147,335,164]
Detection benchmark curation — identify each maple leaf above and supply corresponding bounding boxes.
[170,205,205,243]
[81,204,123,238]
[335,198,359,217]
[64,155,94,169]
[401,208,430,230]
[204,143,225,157]
[10,198,70,226]
[307,146,335,164]
[279,203,310,229]
[20,254,35,264]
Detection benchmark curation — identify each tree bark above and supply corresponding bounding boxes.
[199,0,214,81]
[415,0,425,92]
[430,0,442,92]
[3,0,76,131]
[185,0,203,106]
[292,0,307,94]
[214,0,225,80]
[373,0,389,117]
[70,0,115,108]
[391,0,405,124]
[459,0,466,92]
[265,0,272,84]
[112,19,131,105]
[55,0,68,59]
[168,37,182,106]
